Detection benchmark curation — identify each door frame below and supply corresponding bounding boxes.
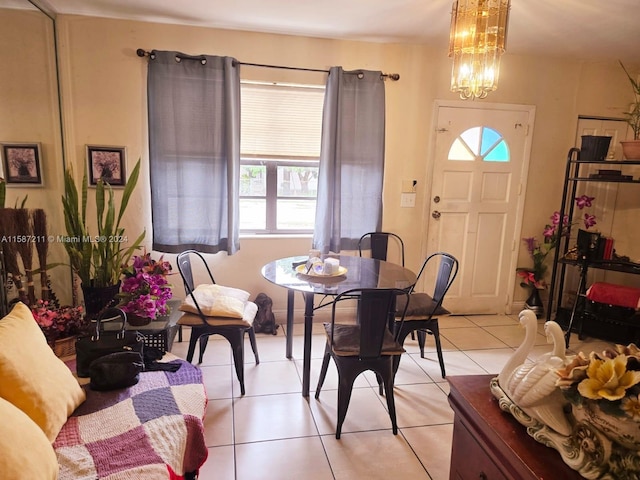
[420,100,537,314]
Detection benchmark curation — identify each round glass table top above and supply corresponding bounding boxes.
[261,255,417,295]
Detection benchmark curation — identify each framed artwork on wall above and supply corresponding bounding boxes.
[1,143,43,185]
[86,145,126,186]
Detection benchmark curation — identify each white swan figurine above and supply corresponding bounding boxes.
[498,310,572,436]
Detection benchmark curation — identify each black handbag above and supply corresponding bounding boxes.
[75,307,144,378]
[89,351,144,391]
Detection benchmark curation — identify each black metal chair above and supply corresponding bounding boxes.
[358,232,405,266]
[176,250,259,395]
[394,252,458,378]
[315,288,410,439]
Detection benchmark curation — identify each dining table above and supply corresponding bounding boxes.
[261,254,417,397]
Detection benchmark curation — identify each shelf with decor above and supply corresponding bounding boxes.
[547,147,640,346]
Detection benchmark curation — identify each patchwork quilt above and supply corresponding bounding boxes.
[54,359,208,480]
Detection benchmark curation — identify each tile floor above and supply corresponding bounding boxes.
[169,314,616,480]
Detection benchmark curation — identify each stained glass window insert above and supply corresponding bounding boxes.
[448,126,510,162]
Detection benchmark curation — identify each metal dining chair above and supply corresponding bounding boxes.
[358,232,405,266]
[394,252,459,378]
[176,250,259,395]
[315,287,410,439]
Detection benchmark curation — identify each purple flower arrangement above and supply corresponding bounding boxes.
[517,195,597,288]
[117,253,173,320]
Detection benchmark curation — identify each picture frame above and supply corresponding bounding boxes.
[86,145,126,186]
[1,143,43,185]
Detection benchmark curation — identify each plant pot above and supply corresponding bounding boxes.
[81,282,121,321]
[52,336,76,358]
[525,287,544,318]
[621,140,640,160]
[126,313,153,327]
[581,135,612,161]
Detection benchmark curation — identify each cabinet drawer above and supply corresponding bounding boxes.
[450,419,506,480]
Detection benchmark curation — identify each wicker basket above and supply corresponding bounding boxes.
[52,336,76,358]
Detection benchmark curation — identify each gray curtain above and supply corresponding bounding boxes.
[313,67,386,253]
[147,50,241,254]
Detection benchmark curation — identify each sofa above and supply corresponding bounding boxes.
[0,302,208,480]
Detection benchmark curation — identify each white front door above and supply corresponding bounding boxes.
[423,102,535,314]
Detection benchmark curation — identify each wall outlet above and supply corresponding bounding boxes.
[400,193,416,208]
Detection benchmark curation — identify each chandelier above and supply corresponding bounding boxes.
[449,0,511,99]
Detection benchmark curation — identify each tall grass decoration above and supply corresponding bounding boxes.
[32,209,49,301]
[14,208,36,305]
[0,208,28,304]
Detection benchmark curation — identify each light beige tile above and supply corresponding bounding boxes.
[311,386,398,436]
[484,324,549,348]
[290,332,330,359]
[200,364,234,400]
[393,383,455,428]
[233,393,318,443]
[203,399,233,447]
[441,327,510,350]
[244,333,288,363]
[304,357,370,392]
[437,315,478,329]
[232,359,301,397]
[197,337,235,366]
[413,350,488,379]
[235,437,334,480]
[401,424,454,480]
[467,314,519,327]
[321,430,429,479]
[198,445,235,480]
[400,331,457,354]
[464,348,515,375]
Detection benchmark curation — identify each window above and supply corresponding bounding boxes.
[448,126,510,162]
[240,82,325,234]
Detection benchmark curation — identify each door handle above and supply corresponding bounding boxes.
[433,196,440,203]
[432,210,441,219]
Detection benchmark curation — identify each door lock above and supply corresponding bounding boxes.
[432,210,441,219]
[433,196,440,203]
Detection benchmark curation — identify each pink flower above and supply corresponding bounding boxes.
[583,213,597,229]
[575,195,595,209]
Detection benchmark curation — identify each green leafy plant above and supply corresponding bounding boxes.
[620,61,640,140]
[62,158,145,287]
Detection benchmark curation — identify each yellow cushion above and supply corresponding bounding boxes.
[178,300,258,327]
[0,397,58,479]
[179,284,250,318]
[0,302,86,442]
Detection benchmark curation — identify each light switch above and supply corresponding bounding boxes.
[400,193,416,208]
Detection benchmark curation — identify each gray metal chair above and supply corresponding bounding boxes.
[315,287,410,439]
[176,250,259,395]
[394,252,458,378]
[358,232,405,266]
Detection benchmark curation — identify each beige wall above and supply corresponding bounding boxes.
[12,13,640,315]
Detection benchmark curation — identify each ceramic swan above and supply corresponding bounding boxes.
[498,310,572,436]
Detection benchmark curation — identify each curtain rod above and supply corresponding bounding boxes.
[136,49,400,81]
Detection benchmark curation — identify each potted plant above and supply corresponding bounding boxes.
[116,252,173,326]
[62,159,145,318]
[619,61,640,159]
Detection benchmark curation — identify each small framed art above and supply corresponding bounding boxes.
[1,143,43,185]
[87,145,126,186]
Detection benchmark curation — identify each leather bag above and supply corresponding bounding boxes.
[89,351,144,391]
[75,307,144,378]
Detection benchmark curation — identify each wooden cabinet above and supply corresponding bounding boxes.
[447,375,582,480]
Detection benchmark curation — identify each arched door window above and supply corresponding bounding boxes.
[448,126,510,162]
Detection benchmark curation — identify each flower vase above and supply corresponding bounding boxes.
[126,313,152,327]
[569,398,640,451]
[82,282,121,321]
[525,287,544,318]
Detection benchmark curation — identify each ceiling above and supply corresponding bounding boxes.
[32,0,640,64]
